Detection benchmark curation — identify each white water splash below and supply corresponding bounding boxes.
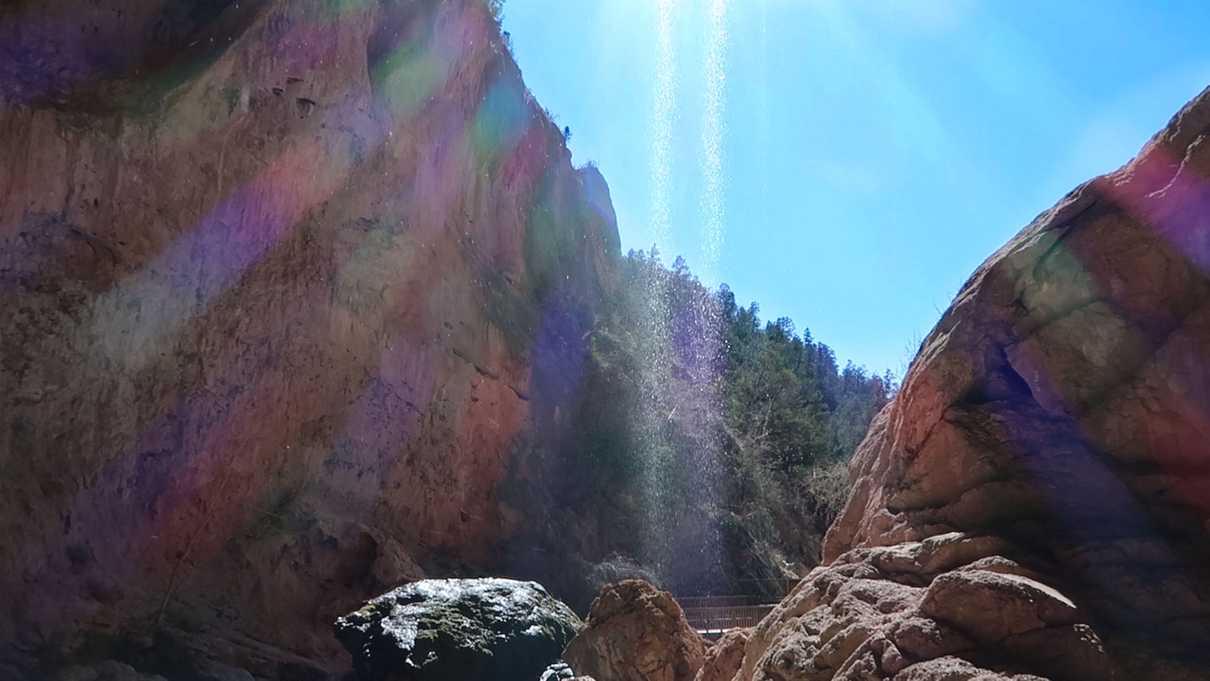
[649,0,679,254]
[700,0,729,276]
[636,0,680,574]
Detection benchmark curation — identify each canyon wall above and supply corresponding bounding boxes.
[730,88,1210,680]
[0,0,618,677]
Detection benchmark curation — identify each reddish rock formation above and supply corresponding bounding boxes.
[727,87,1210,680]
[694,629,750,681]
[0,0,617,677]
[564,580,707,681]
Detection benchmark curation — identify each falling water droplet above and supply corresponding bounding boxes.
[701,0,729,277]
[650,0,679,254]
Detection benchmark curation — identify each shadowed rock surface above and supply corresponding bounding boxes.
[334,578,580,681]
[564,580,707,681]
[725,87,1210,680]
[0,0,617,677]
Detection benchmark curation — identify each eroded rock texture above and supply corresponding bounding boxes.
[694,629,750,681]
[728,88,1210,680]
[0,0,617,677]
[564,580,707,681]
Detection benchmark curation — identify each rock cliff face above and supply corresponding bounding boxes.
[0,0,617,677]
[729,88,1210,680]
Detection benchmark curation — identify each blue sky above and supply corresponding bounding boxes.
[503,1,1210,375]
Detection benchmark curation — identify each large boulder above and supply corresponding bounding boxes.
[334,578,581,681]
[725,87,1210,680]
[694,628,750,681]
[733,534,1117,681]
[564,580,707,681]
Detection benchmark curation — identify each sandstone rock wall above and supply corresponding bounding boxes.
[727,87,1210,680]
[0,0,618,676]
[564,580,707,681]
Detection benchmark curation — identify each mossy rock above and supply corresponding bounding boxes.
[335,578,582,681]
